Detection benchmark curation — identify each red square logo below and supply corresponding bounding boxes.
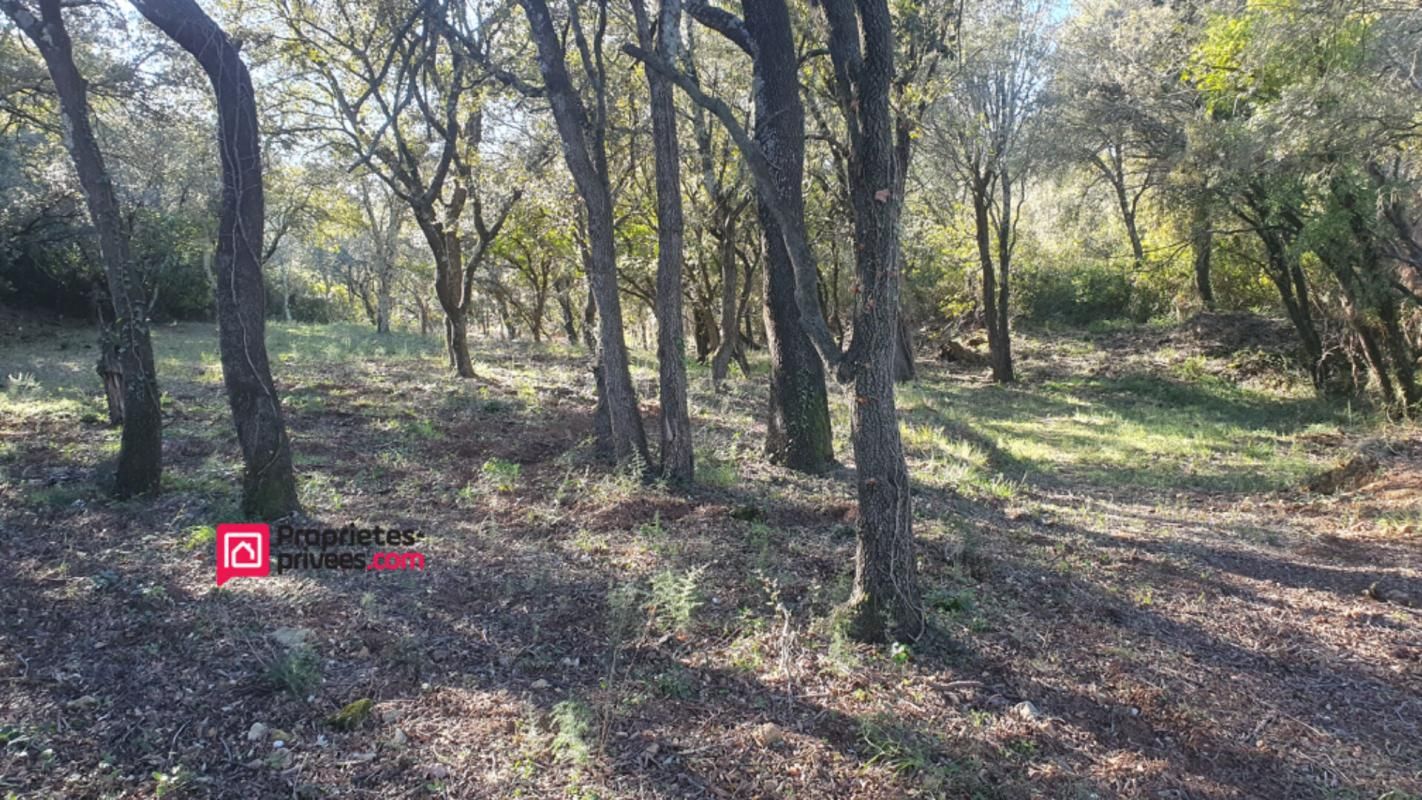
[216,523,270,587]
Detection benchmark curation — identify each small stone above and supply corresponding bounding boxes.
[1011,701,1044,721]
[751,722,783,747]
[271,627,312,649]
[247,722,269,742]
[389,728,408,748]
[530,679,550,690]
[424,764,450,780]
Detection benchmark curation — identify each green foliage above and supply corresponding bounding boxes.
[328,698,373,730]
[182,525,216,551]
[1014,261,1160,326]
[549,700,593,766]
[267,647,322,697]
[481,458,521,493]
[649,566,705,635]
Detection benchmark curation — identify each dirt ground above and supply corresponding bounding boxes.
[1,319,1419,799]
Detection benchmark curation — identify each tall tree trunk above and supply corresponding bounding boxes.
[6,0,163,497]
[422,215,476,377]
[744,0,834,473]
[643,0,921,639]
[820,0,923,642]
[556,279,579,345]
[973,183,1012,383]
[995,167,1015,383]
[521,0,649,468]
[893,307,916,382]
[633,0,694,483]
[130,0,299,517]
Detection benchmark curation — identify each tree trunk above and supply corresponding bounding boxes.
[521,0,649,468]
[632,0,693,483]
[973,184,1013,383]
[556,281,578,345]
[745,0,834,473]
[130,0,299,517]
[820,0,923,642]
[893,306,916,382]
[422,215,476,377]
[995,167,1016,383]
[710,213,741,389]
[7,0,164,498]
[1190,197,1215,311]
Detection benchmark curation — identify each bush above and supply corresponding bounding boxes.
[1012,262,1166,325]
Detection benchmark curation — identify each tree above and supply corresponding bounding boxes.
[631,0,694,483]
[511,0,650,466]
[924,0,1053,383]
[278,0,515,378]
[629,0,926,641]
[2,0,163,498]
[129,0,300,517]
[1054,0,1187,274]
[686,0,836,473]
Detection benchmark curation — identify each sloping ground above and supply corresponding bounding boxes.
[0,321,1418,799]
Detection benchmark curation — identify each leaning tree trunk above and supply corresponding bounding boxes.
[5,0,163,498]
[130,0,299,518]
[634,0,693,483]
[521,0,648,468]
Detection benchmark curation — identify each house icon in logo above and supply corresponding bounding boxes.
[216,524,271,586]
[228,539,259,567]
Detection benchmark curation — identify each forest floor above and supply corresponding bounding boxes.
[1,315,1420,800]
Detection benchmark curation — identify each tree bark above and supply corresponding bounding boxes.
[633,0,694,482]
[743,0,834,473]
[973,181,1013,383]
[710,210,742,388]
[819,0,923,642]
[521,0,649,468]
[4,0,164,498]
[1189,196,1216,311]
[130,0,299,517]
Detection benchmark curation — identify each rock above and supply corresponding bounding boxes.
[751,722,783,747]
[328,699,373,731]
[1365,581,1416,607]
[530,679,550,690]
[267,749,294,770]
[1011,701,1044,721]
[271,627,313,649]
[423,764,450,780]
[389,728,408,748]
[247,723,269,742]
[937,339,988,366]
[65,695,99,710]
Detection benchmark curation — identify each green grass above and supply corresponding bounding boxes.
[898,364,1345,495]
[1,323,1362,506]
